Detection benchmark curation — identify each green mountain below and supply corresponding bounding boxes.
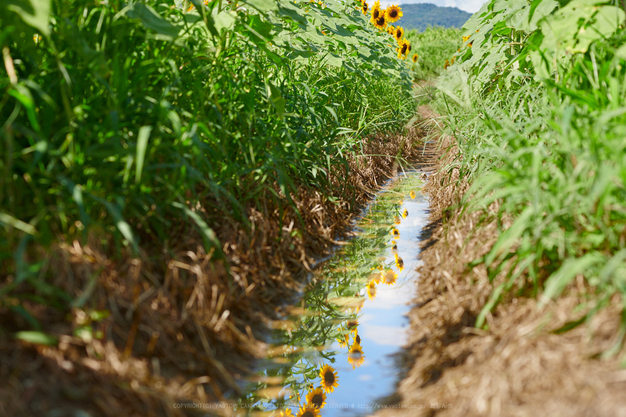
[397,3,472,31]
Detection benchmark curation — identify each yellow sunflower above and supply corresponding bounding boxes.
[394,26,404,43]
[373,10,387,30]
[391,242,398,255]
[463,35,470,43]
[402,208,408,218]
[319,364,339,393]
[361,2,369,14]
[387,25,395,35]
[370,0,381,21]
[382,269,398,285]
[385,4,402,23]
[391,228,400,239]
[296,404,320,417]
[306,388,327,409]
[348,343,365,369]
[187,0,209,11]
[367,280,377,300]
[346,319,358,332]
[394,215,401,225]
[412,53,418,63]
[409,190,416,199]
[395,255,404,271]
[444,59,450,69]
[277,408,294,417]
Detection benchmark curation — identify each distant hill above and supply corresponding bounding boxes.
[397,3,472,31]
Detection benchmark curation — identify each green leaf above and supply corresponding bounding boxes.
[135,126,152,185]
[2,0,51,35]
[485,207,534,266]
[172,202,223,258]
[0,211,36,235]
[540,252,605,307]
[15,331,58,346]
[123,3,180,41]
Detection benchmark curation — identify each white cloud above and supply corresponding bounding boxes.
[379,0,489,14]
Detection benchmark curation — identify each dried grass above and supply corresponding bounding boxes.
[0,127,428,417]
[373,107,626,417]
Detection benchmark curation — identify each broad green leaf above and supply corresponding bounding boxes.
[123,3,180,41]
[2,0,51,35]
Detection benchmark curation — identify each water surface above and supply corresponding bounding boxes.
[240,172,429,416]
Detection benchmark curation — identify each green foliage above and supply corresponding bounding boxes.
[397,3,471,31]
[405,27,461,80]
[0,0,415,316]
[436,0,626,337]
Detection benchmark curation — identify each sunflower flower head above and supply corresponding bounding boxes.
[402,208,408,218]
[361,2,369,14]
[409,190,416,199]
[296,404,320,417]
[394,26,404,43]
[387,25,395,35]
[385,4,402,23]
[373,10,387,30]
[348,343,365,368]
[370,0,381,20]
[319,364,339,393]
[306,388,327,409]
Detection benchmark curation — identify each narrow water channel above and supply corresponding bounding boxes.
[239,171,429,416]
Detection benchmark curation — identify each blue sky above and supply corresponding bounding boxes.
[379,0,489,13]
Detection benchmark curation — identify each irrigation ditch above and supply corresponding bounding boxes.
[0,115,437,416]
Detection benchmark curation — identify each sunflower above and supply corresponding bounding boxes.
[373,12,387,30]
[394,215,401,225]
[395,255,404,271]
[361,2,369,14]
[409,190,416,199]
[277,408,294,417]
[462,35,470,43]
[385,4,402,23]
[306,388,327,409]
[296,404,320,417]
[444,59,450,69]
[397,39,409,59]
[370,0,381,21]
[382,269,397,285]
[393,26,404,43]
[348,343,365,369]
[367,280,377,300]
[346,319,358,332]
[319,364,339,393]
[391,242,398,255]
[391,228,400,238]
[387,25,395,35]
[402,208,408,218]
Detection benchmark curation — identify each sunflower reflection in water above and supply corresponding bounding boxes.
[306,387,327,409]
[367,279,377,300]
[296,404,320,417]
[319,364,339,393]
[382,269,398,285]
[348,342,365,369]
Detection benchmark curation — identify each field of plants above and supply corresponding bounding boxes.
[0,0,437,414]
[437,0,626,336]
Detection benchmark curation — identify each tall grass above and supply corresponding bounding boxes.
[435,0,626,341]
[0,0,416,329]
